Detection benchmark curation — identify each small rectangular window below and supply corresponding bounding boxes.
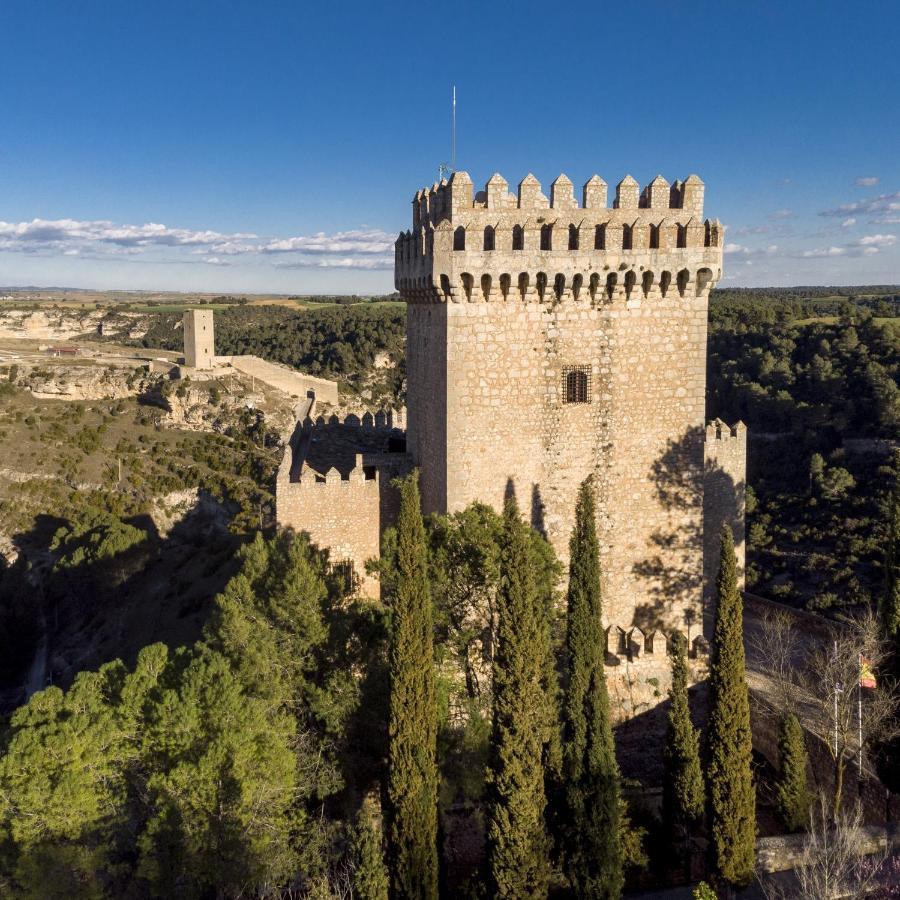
[562,365,591,404]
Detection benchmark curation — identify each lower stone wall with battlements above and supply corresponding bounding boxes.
[703,418,747,613]
[275,411,411,598]
[276,461,383,597]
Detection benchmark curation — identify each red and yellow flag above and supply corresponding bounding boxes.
[860,656,877,690]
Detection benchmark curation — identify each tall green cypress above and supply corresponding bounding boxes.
[707,526,756,887]
[487,495,551,899]
[662,632,704,835]
[775,712,809,833]
[386,472,438,900]
[561,479,623,899]
[879,485,900,647]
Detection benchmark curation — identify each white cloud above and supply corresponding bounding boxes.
[273,256,393,270]
[768,208,795,221]
[855,176,879,187]
[841,217,856,228]
[797,233,896,259]
[262,229,394,255]
[0,216,395,270]
[730,224,772,237]
[724,243,780,257]
[820,191,900,219]
[801,246,846,258]
[856,233,896,247]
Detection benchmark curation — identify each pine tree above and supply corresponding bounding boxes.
[561,478,623,899]
[880,484,900,647]
[775,712,809,833]
[662,632,704,836]
[706,526,756,887]
[386,472,438,900]
[487,495,552,898]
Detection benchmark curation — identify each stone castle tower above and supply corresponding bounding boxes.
[394,170,743,637]
[183,308,215,370]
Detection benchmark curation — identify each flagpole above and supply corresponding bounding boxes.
[858,651,863,780]
[834,640,839,758]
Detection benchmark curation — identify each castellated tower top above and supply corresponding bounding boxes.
[395,171,723,304]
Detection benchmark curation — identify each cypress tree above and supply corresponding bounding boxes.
[775,712,809,833]
[561,479,623,899]
[662,632,704,835]
[352,801,389,900]
[707,526,756,888]
[879,484,900,647]
[386,472,438,900]
[487,495,551,898]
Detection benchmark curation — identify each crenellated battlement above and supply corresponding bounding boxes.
[705,418,748,445]
[396,169,723,304]
[603,624,709,667]
[411,171,706,224]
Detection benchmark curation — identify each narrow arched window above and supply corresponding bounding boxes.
[649,224,659,250]
[540,224,552,251]
[568,224,579,250]
[562,366,591,404]
[512,224,524,251]
[595,224,606,250]
[676,224,687,249]
[499,273,511,300]
[453,226,466,251]
[704,221,712,248]
[536,271,547,301]
[483,226,495,251]
[622,224,633,251]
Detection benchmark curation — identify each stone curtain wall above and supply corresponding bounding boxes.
[276,465,383,597]
[220,355,339,404]
[183,309,215,370]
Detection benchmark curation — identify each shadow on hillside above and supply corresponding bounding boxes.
[0,494,243,710]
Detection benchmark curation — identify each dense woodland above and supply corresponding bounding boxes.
[0,286,898,896]
[706,290,899,610]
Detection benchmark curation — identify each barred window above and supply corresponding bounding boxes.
[563,366,591,404]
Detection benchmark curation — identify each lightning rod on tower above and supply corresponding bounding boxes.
[438,85,456,182]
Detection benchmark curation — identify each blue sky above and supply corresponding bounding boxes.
[1,0,898,293]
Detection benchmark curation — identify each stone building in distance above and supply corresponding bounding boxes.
[278,169,745,677]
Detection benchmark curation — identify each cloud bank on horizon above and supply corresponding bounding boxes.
[0,184,897,291]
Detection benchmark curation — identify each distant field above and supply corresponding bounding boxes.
[126,303,233,313]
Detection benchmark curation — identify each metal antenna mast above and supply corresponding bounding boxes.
[451,84,456,171]
[439,85,456,182]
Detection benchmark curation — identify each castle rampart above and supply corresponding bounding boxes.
[275,411,411,597]
[703,418,748,610]
[396,171,722,305]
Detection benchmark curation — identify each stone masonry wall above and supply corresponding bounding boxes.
[703,419,747,613]
[276,461,383,597]
[219,354,339,405]
[183,309,214,370]
[407,283,710,633]
[398,170,724,636]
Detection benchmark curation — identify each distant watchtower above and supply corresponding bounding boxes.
[395,170,734,634]
[183,309,215,370]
